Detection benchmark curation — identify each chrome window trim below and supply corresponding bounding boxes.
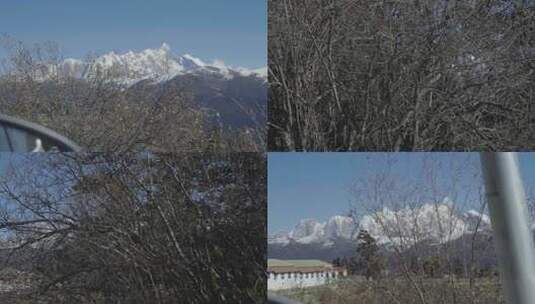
[0,114,81,152]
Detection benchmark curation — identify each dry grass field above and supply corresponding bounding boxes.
[275,276,504,304]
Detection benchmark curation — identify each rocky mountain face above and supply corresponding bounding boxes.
[41,43,266,85]
[268,202,494,261]
[33,44,267,128]
[127,70,266,127]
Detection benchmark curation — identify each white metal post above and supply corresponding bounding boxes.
[480,152,535,304]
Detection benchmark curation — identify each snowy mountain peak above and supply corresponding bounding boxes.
[462,209,492,231]
[181,54,206,69]
[269,202,493,249]
[39,43,266,85]
[86,44,185,84]
[289,218,325,243]
[268,232,291,246]
[325,216,356,240]
[160,42,171,52]
[360,203,469,246]
[272,215,357,246]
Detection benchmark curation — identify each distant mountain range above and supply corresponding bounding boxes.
[30,44,267,128]
[268,201,494,261]
[37,43,266,85]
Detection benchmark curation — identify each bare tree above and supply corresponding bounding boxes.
[346,154,499,304]
[0,35,264,152]
[269,0,535,151]
[0,153,266,303]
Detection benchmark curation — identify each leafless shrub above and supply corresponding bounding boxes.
[346,154,495,304]
[269,0,535,151]
[0,153,266,303]
[0,35,265,152]
[281,276,504,304]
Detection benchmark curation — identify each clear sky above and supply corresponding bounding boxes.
[0,154,10,176]
[4,152,535,235]
[0,0,266,68]
[268,152,535,235]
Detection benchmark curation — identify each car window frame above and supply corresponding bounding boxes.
[0,114,81,152]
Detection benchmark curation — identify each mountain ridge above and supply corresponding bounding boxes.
[269,202,493,260]
[25,43,268,129]
[37,43,267,86]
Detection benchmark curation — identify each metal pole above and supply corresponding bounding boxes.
[480,152,535,304]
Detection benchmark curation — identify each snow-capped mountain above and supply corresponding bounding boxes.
[360,203,473,246]
[461,209,492,232]
[271,216,358,246]
[30,44,267,128]
[269,202,494,260]
[289,219,326,244]
[268,215,357,261]
[42,43,266,86]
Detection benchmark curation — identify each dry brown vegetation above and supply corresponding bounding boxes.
[268,0,535,151]
[0,35,265,152]
[338,155,501,304]
[0,153,266,303]
[278,276,504,304]
[274,154,524,304]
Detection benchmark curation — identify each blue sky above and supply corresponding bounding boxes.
[4,152,535,236]
[268,152,535,235]
[0,154,10,175]
[0,0,266,68]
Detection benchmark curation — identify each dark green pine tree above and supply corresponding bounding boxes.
[354,229,384,280]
